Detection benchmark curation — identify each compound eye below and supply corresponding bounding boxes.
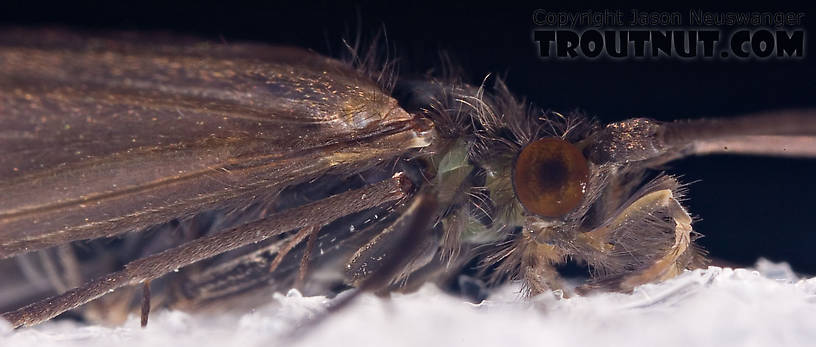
[513,138,589,217]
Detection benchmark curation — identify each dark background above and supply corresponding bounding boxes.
[1,1,814,273]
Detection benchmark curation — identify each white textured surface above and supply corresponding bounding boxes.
[2,259,815,347]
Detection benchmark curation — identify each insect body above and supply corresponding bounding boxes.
[1,29,814,327]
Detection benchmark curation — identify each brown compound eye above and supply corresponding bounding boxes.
[513,137,589,217]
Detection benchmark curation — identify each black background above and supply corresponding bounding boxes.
[2,1,814,273]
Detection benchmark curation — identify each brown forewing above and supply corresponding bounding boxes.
[0,29,429,258]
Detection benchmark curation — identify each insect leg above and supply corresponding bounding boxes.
[348,187,439,292]
[267,225,318,274]
[344,186,441,289]
[55,245,83,290]
[36,249,68,293]
[294,226,319,290]
[30,245,82,295]
[576,176,703,293]
[284,188,438,341]
[1,173,410,328]
[518,235,569,297]
[140,281,151,328]
[616,192,695,291]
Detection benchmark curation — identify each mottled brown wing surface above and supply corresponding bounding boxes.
[0,29,429,258]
